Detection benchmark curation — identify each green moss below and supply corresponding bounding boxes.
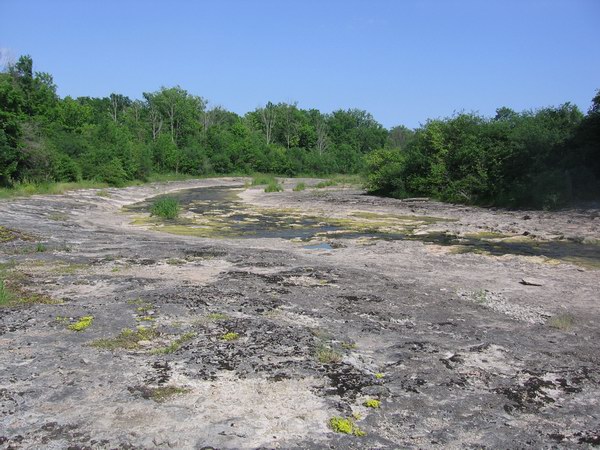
[136,315,156,322]
[166,258,185,265]
[341,341,357,350]
[374,372,385,379]
[0,279,60,307]
[53,263,87,274]
[68,315,94,332]
[328,417,365,436]
[221,332,239,341]
[363,399,381,408]
[0,226,33,243]
[152,332,196,354]
[91,327,159,350]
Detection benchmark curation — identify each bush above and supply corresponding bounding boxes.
[293,182,306,191]
[150,197,179,219]
[251,173,277,186]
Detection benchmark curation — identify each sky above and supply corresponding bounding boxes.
[1,0,599,128]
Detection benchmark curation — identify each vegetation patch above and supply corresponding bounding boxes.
[150,197,180,219]
[91,327,159,350]
[152,332,196,354]
[0,226,33,243]
[0,278,60,308]
[316,344,343,364]
[207,312,228,321]
[315,180,337,188]
[68,315,94,332]
[264,181,283,193]
[251,174,277,186]
[293,182,306,191]
[328,416,365,436]
[374,372,385,379]
[221,332,240,341]
[363,399,381,408]
[548,313,575,331]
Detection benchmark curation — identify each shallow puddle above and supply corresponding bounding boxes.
[128,186,600,268]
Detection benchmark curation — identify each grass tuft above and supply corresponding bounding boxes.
[293,182,306,192]
[150,197,180,219]
[316,344,343,364]
[264,180,283,193]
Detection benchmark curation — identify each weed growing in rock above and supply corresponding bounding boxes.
[91,327,159,350]
[549,313,575,331]
[251,174,276,186]
[363,399,381,408]
[374,372,385,379]
[315,180,337,188]
[68,316,94,332]
[221,332,239,341]
[150,197,180,219]
[293,182,306,192]
[152,332,196,354]
[264,181,283,193]
[328,417,365,436]
[316,345,343,364]
[207,312,228,321]
[0,280,11,305]
[36,243,46,252]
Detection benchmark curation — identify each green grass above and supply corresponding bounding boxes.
[151,332,196,354]
[0,280,11,306]
[264,181,283,193]
[91,327,159,350]
[316,344,343,364]
[293,182,306,192]
[251,173,277,186]
[0,180,109,200]
[207,312,228,321]
[150,197,180,219]
[315,179,337,189]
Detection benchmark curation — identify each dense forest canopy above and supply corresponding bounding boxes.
[1,55,598,208]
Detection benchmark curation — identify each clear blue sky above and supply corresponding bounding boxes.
[1,0,599,128]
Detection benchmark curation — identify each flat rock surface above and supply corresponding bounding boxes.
[0,178,599,449]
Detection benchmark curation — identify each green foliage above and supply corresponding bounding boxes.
[150,197,180,219]
[548,313,575,331]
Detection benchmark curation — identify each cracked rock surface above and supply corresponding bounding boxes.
[0,178,599,449]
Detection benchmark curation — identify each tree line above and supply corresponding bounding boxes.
[1,55,598,208]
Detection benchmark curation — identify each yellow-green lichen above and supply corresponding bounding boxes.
[328,417,365,436]
[374,372,385,379]
[68,315,94,332]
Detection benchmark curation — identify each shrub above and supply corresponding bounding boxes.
[150,197,179,219]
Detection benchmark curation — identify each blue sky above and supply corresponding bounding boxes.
[1,0,599,128]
